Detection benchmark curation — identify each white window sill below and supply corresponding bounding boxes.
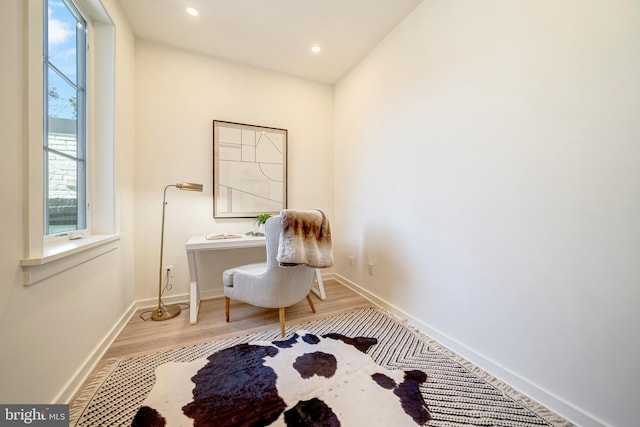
[21,234,121,285]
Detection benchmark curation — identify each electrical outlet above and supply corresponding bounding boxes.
[163,265,174,277]
[349,256,355,267]
[368,263,374,275]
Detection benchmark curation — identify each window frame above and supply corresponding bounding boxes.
[43,0,89,236]
[21,0,118,285]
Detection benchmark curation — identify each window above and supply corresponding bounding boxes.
[21,0,118,284]
[44,0,87,235]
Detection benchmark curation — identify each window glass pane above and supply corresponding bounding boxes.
[44,0,86,236]
[47,0,77,85]
[47,151,79,233]
[47,117,78,158]
[47,67,79,126]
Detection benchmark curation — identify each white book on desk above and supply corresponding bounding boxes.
[206,233,243,240]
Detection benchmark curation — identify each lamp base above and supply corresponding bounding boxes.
[151,304,181,321]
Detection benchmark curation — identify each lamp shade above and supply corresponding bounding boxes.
[177,182,203,192]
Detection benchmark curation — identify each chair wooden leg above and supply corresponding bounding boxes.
[306,294,316,313]
[225,297,230,322]
[279,307,285,337]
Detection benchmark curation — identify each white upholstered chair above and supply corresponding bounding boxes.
[223,215,316,337]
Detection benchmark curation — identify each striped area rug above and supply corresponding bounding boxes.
[70,306,572,426]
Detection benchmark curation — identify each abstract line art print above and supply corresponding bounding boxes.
[213,120,287,218]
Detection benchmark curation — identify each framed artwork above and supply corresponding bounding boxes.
[213,120,287,218]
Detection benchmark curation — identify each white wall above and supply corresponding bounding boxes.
[333,1,640,426]
[133,40,334,303]
[0,0,136,404]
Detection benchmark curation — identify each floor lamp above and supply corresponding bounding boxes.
[152,182,204,321]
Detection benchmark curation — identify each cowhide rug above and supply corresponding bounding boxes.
[132,330,431,426]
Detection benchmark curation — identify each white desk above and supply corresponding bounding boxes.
[185,235,326,325]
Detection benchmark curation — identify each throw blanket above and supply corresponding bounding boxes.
[277,209,334,268]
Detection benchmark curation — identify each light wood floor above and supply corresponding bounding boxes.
[72,280,371,402]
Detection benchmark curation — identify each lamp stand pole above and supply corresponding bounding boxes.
[152,184,182,321]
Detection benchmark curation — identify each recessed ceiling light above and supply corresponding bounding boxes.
[186,7,199,17]
[311,46,321,54]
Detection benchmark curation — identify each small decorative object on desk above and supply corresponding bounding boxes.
[206,233,243,240]
[253,213,272,235]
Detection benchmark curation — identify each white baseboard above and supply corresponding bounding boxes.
[333,273,606,427]
[136,289,224,310]
[55,301,138,404]
[135,271,337,310]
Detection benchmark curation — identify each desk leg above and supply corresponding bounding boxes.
[311,269,326,300]
[186,249,200,325]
